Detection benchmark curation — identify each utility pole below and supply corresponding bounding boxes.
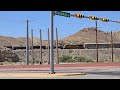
[56,28,59,64]
[0,47,2,62]
[50,11,55,74]
[26,20,29,65]
[111,30,113,62]
[96,20,98,63]
[48,28,50,64]
[40,29,42,64]
[31,29,34,64]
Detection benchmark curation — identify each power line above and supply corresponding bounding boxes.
[0,18,26,23]
[0,17,26,21]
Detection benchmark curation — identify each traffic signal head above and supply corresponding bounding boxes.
[75,14,84,18]
[100,18,109,22]
[89,16,98,20]
[116,20,120,23]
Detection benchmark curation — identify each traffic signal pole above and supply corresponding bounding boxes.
[50,11,55,74]
[50,11,119,74]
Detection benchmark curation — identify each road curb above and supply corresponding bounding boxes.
[0,72,86,77]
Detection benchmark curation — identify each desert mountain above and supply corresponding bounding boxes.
[17,37,48,46]
[0,36,22,46]
[0,27,120,47]
[59,27,114,45]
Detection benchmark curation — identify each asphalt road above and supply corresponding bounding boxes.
[0,67,120,79]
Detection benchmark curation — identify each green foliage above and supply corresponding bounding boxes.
[99,59,109,62]
[69,50,73,53]
[34,60,40,64]
[59,55,94,63]
[0,62,3,65]
[74,56,85,62]
[84,58,94,62]
[74,56,93,62]
[59,55,73,62]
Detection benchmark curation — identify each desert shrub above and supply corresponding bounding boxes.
[85,58,94,62]
[69,50,73,53]
[99,59,108,62]
[74,56,85,62]
[0,62,3,65]
[34,60,40,64]
[74,56,94,62]
[59,55,73,62]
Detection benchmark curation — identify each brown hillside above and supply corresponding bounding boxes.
[0,36,22,46]
[17,37,48,46]
[59,27,115,45]
[0,27,120,47]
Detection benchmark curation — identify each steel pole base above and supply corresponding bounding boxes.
[48,61,50,64]
[39,62,42,64]
[49,72,56,74]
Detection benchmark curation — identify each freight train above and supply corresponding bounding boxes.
[84,43,120,49]
[4,44,83,50]
[3,43,120,50]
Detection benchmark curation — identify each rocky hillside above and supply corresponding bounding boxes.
[0,27,120,46]
[17,37,48,46]
[0,36,22,46]
[0,46,19,62]
[59,27,118,45]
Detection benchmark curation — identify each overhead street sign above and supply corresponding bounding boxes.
[55,11,70,17]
